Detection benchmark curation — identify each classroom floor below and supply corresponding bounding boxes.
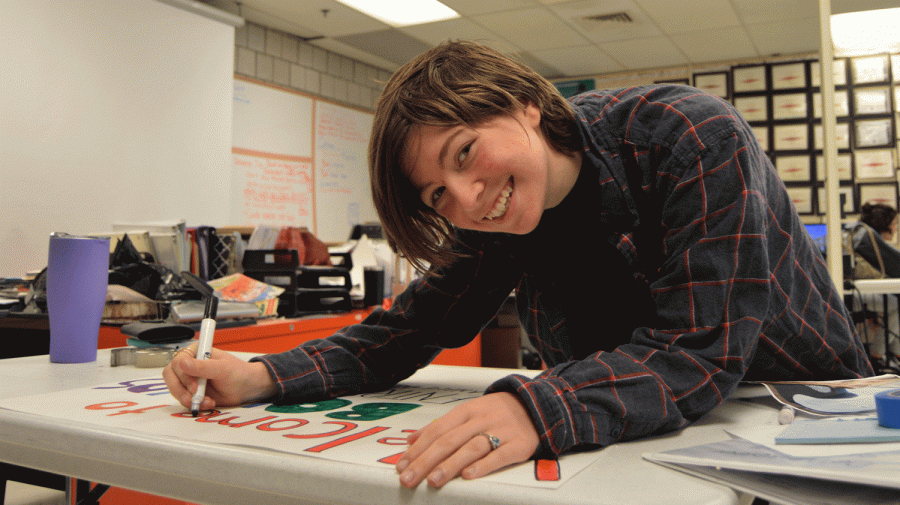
[4,481,64,505]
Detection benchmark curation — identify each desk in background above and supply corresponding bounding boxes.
[1,309,482,367]
[847,278,900,296]
[0,350,773,505]
[845,278,900,373]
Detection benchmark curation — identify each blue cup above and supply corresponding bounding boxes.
[47,233,110,363]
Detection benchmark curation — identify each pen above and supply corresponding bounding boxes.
[191,294,218,417]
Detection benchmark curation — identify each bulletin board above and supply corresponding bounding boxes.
[230,76,378,243]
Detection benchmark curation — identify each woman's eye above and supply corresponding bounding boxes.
[457,143,471,164]
[431,187,445,206]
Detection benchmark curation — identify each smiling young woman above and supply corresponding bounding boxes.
[400,103,580,237]
[165,40,873,492]
[369,41,582,273]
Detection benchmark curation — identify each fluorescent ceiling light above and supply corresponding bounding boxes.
[831,8,900,56]
[336,0,459,27]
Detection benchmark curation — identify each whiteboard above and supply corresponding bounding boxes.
[0,0,236,278]
[315,100,378,243]
[230,78,378,243]
[232,80,313,158]
[230,153,316,229]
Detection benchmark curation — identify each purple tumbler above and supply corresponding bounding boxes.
[47,233,110,363]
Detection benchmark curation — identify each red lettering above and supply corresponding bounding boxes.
[378,452,404,465]
[86,402,136,410]
[377,429,416,446]
[305,427,389,453]
[219,416,278,428]
[85,402,168,416]
[257,419,308,432]
[283,421,355,440]
[107,405,169,416]
[375,429,415,465]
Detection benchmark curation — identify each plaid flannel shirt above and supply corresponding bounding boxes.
[253,85,873,459]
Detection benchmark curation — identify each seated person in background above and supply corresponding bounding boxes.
[850,202,900,279]
[850,201,900,367]
[862,201,898,241]
[164,41,873,489]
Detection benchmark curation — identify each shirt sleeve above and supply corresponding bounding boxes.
[252,231,522,403]
[489,88,869,458]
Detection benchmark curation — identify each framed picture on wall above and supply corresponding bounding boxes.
[775,155,812,181]
[813,122,850,150]
[812,90,850,117]
[855,149,896,179]
[772,93,808,120]
[751,126,770,151]
[817,185,855,214]
[774,124,809,151]
[854,86,892,115]
[734,95,768,121]
[856,118,894,148]
[811,59,848,87]
[732,65,767,93]
[852,55,890,84]
[693,72,729,98]
[786,186,814,214]
[816,153,853,181]
[771,62,806,90]
[859,183,898,209]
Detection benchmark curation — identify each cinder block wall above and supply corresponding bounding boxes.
[234,21,391,110]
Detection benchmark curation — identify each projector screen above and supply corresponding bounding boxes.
[0,0,237,277]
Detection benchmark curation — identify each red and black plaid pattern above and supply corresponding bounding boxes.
[253,85,872,460]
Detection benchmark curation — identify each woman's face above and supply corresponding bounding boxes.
[401,103,579,235]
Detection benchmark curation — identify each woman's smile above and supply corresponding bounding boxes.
[483,179,513,221]
[402,102,581,235]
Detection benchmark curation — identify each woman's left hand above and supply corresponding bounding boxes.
[395,391,539,488]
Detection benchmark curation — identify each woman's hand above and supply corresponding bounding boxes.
[162,344,277,412]
[395,392,539,488]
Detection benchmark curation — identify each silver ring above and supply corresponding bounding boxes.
[477,432,501,451]
[175,347,196,358]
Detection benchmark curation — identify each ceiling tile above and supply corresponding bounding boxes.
[634,0,740,35]
[598,36,689,70]
[549,0,664,43]
[335,29,432,66]
[440,0,541,16]
[729,0,818,25]
[237,3,323,39]
[832,0,900,15]
[309,38,402,71]
[745,18,820,57]
[472,6,588,50]
[514,51,564,77]
[225,0,874,79]
[239,0,388,38]
[400,17,515,52]
[670,27,758,63]
[530,44,625,76]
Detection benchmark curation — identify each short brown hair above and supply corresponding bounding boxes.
[369,40,580,273]
[861,201,898,236]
